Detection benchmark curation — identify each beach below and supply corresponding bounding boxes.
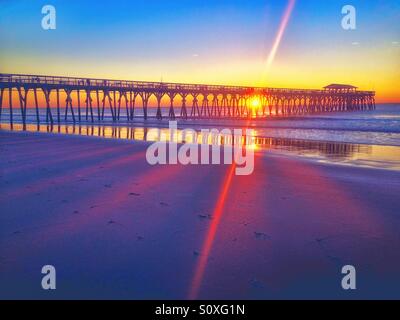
[1,0,400,306]
[1,129,399,299]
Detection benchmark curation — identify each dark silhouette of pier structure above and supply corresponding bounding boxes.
[0,73,376,126]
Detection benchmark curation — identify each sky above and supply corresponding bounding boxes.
[0,0,399,102]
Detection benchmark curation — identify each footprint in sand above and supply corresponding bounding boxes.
[315,236,335,244]
[250,278,266,289]
[254,232,270,240]
[197,214,213,220]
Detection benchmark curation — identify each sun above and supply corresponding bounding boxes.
[250,97,261,110]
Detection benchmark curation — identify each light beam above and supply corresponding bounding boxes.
[265,0,296,74]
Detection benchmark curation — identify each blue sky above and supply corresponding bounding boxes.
[0,0,399,101]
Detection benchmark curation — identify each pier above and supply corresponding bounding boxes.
[0,73,376,126]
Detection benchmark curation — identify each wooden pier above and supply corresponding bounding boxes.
[0,73,376,126]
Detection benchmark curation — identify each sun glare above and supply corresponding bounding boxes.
[250,97,261,110]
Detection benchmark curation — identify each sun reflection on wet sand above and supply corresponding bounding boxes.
[1,122,399,170]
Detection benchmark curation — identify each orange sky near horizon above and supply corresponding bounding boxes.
[3,50,399,104]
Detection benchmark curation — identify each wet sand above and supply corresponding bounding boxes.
[0,130,400,299]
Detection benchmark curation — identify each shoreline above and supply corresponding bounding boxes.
[1,123,400,172]
[1,114,400,134]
